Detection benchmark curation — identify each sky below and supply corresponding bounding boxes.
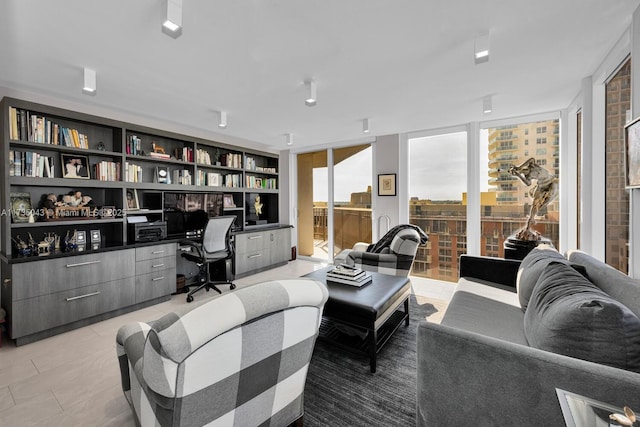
[312,131,491,202]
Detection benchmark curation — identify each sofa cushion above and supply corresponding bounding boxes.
[524,262,640,373]
[567,250,640,319]
[517,245,567,311]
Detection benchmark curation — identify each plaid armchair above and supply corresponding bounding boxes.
[334,225,428,277]
[116,278,328,427]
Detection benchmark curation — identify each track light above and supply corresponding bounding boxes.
[474,32,490,64]
[162,0,183,38]
[363,118,370,134]
[218,111,227,128]
[286,133,293,146]
[483,95,492,114]
[82,67,96,96]
[305,80,317,107]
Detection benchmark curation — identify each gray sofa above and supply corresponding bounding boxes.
[417,248,640,426]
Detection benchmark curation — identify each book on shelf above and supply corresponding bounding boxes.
[149,151,171,159]
[326,272,372,287]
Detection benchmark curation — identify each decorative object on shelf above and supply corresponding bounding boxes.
[90,229,101,250]
[150,142,170,159]
[254,195,263,217]
[76,230,87,251]
[61,154,90,179]
[378,173,396,196]
[10,192,32,223]
[223,194,236,208]
[99,205,116,218]
[155,166,170,184]
[12,234,32,256]
[126,189,140,210]
[97,141,106,151]
[506,157,558,241]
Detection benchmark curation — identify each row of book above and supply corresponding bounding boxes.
[124,162,143,183]
[195,171,224,186]
[326,265,372,287]
[9,107,90,148]
[245,156,276,173]
[196,148,213,165]
[94,161,121,182]
[220,153,242,168]
[173,169,192,186]
[246,176,277,190]
[224,173,242,188]
[9,150,55,178]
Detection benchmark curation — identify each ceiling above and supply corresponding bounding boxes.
[1,0,639,152]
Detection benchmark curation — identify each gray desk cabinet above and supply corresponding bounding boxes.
[135,243,176,302]
[235,227,291,277]
[1,242,177,346]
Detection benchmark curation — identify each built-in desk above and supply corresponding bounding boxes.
[1,241,176,346]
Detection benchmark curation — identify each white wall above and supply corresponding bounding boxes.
[372,134,401,240]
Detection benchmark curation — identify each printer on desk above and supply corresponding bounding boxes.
[127,216,167,242]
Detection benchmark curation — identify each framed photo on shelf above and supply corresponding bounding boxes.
[223,194,236,208]
[10,192,32,223]
[378,173,396,196]
[126,189,140,210]
[61,154,90,179]
[155,166,170,184]
[625,116,640,188]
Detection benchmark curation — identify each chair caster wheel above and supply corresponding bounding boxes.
[230,284,236,290]
[186,295,194,303]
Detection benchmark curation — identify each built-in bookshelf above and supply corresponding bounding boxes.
[1,97,280,258]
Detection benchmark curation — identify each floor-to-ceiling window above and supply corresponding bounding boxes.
[605,58,631,273]
[297,150,328,260]
[333,145,372,258]
[297,144,372,261]
[408,131,467,282]
[480,119,560,256]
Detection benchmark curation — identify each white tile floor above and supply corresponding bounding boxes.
[0,259,453,426]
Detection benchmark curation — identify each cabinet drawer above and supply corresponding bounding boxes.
[235,250,269,275]
[135,269,175,302]
[235,231,268,254]
[12,250,135,300]
[136,256,176,276]
[136,243,176,261]
[11,277,136,338]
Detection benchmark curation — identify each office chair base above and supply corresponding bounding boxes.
[186,280,235,303]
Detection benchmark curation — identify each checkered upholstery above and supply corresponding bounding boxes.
[335,227,425,277]
[116,278,328,427]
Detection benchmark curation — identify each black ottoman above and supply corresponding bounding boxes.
[304,266,411,373]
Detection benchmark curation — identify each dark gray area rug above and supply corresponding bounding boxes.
[303,294,444,427]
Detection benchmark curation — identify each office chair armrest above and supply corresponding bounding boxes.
[179,239,204,258]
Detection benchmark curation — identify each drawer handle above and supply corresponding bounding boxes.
[248,254,262,259]
[66,291,101,302]
[66,260,101,268]
[152,276,165,281]
[152,263,165,268]
[152,250,165,254]
[249,236,262,240]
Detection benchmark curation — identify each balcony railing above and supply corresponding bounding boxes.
[313,206,372,253]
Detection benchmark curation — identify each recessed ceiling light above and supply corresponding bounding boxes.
[305,80,317,107]
[218,111,227,128]
[162,0,183,38]
[82,67,96,96]
[483,95,492,114]
[474,32,490,64]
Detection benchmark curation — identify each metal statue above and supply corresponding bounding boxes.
[507,157,558,241]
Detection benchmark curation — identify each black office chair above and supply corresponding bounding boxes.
[181,215,236,303]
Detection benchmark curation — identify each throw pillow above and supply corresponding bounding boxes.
[516,244,567,311]
[524,261,640,373]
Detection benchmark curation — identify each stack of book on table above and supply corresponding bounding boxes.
[326,264,372,287]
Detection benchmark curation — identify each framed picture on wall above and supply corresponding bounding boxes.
[378,173,396,196]
[625,116,640,188]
